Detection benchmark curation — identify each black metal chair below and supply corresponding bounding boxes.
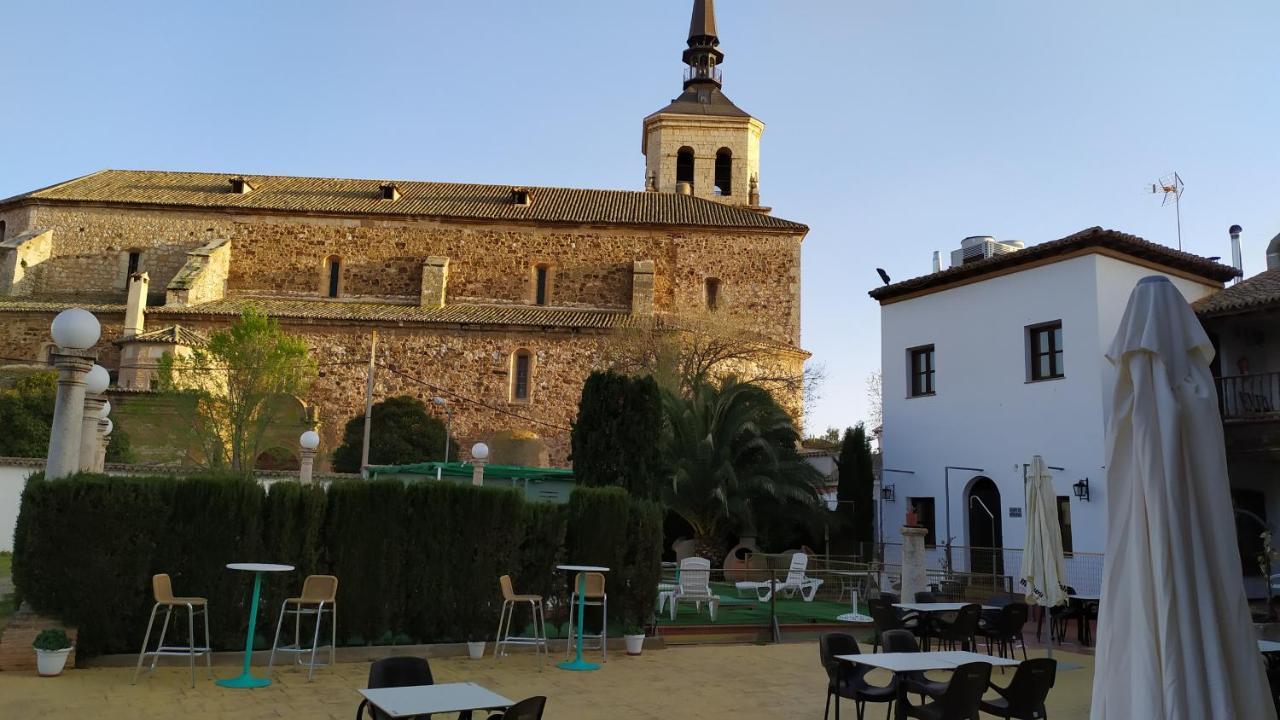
[979,658,1056,719]
[356,656,434,720]
[819,633,897,720]
[904,661,993,720]
[932,603,981,651]
[978,602,1029,661]
[486,696,547,720]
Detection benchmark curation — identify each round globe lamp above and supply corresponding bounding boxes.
[50,308,101,350]
[471,442,489,461]
[84,365,110,394]
[299,430,320,450]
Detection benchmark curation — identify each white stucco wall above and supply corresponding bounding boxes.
[878,253,1220,572]
[0,464,38,553]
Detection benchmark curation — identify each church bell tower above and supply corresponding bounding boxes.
[642,0,766,209]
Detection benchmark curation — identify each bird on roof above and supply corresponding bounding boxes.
[876,268,891,286]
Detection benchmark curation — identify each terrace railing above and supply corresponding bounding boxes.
[1218,372,1280,420]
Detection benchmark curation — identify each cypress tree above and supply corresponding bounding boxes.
[570,371,664,499]
[837,424,875,544]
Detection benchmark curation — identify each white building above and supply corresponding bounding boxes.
[870,227,1237,592]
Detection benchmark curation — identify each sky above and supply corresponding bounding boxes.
[3,1,1279,435]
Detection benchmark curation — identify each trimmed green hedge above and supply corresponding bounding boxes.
[13,474,659,659]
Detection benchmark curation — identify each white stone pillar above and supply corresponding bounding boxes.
[471,458,486,487]
[95,418,110,472]
[299,447,316,484]
[79,394,105,472]
[900,526,929,603]
[46,351,94,479]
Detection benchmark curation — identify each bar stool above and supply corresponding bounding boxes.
[565,572,607,661]
[132,573,212,688]
[494,575,548,663]
[268,574,338,680]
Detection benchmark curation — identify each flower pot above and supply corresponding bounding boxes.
[624,634,645,656]
[466,641,486,660]
[36,648,72,677]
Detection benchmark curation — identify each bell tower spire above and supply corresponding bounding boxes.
[642,0,767,210]
[683,0,724,90]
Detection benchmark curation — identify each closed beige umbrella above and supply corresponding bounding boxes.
[1020,455,1067,659]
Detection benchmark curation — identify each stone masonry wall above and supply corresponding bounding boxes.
[7,204,802,346]
[0,311,123,370]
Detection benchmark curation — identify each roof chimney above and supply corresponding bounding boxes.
[675,182,693,196]
[123,272,149,338]
[1268,230,1280,271]
[511,187,532,206]
[1228,225,1243,282]
[932,251,941,273]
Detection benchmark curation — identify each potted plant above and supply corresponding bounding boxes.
[622,623,646,656]
[33,629,73,677]
[465,631,486,660]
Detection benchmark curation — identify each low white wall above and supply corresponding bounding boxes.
[0,462,40,553]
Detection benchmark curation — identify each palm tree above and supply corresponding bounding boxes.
[660,376,824,560]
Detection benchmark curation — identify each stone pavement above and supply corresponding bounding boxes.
[0,641,1095,719]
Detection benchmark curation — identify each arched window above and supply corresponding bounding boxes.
[322,255,342,298]
[714,148,732,196]
[510,349,533,402]
[705,277,721,310]
[676,147,695,188]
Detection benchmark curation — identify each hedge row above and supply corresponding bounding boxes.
[12,474,661,658]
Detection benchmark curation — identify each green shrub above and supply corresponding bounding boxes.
[33,628,71,650]
[564,487,659,629]
[324,479,407,642]
[570,371,665,499]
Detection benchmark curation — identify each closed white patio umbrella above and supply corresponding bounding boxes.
[1091,276,1274,719]
[1020,455,1067,658]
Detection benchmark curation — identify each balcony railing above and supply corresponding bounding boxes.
[1217,372,1280,420]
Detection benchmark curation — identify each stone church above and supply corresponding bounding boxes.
[0,0,808,469]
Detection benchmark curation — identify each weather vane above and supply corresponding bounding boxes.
[1150,172,1185,250]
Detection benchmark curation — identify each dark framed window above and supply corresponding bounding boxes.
[0,220,6,241]
[910,497,937,547]
[714,148,732,196]
[676,147,695,186]
[534,265,549,306]
[1056,496,1074,554]
[127,250,141,277]
[705,278,720,310]
[327,256,341,298]
[909,345,935,397]
[512,351,532,402]
[1029,321,1064,380]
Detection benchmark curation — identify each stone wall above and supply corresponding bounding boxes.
[0,230,53,296]
[0,311,123,370]
[3,204,802,346]
[644,114,764,205]
[165,237,230,306]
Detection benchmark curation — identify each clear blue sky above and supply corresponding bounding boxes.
[3,1,1278,434]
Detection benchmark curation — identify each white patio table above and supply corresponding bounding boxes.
[359,682,512,718]
[833,650,1019,720]
[217,562,294,689]
[556,564,609,672]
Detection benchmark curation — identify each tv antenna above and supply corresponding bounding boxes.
[1150,172,1185,250]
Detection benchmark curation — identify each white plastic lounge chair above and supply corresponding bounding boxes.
[753,553,824,603]
[668,557,718,621]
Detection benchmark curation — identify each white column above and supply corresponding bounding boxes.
[471,458,486,487]
[299,447,316,484]
[900,526,929,602]
[79,394,105,472]
[95,418,110,472]
[46,352,94,479]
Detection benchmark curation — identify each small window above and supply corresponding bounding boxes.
[1029,321,1064,381]
[380,183,400,201]
[704,278,720,310]
[908,345,935,397]
[676,147,695,187]
[1057,496,1074,555]
[0,220,6,241]
[909,497,937,547]
[127,251,141,277]
[714,148,732,196]
[511,350,532,402]
[324,255,342,298]
[534,265,549,306]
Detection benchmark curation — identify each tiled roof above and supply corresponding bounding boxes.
[1194,269,1280,317]
[116,324,209,346]
[868,227,1239,303]
[0,299,126,314]
[1,169,806,232]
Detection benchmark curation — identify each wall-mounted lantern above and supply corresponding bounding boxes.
[1073,477,1091,502]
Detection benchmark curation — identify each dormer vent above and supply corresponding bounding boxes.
[229,177,255,195]
[511,187,532,206]
[380,183,400,201]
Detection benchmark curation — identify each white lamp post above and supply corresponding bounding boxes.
[470,442,489,487]
[432,396,453,463]
[79,364,110,472]
[46,309,101,479]
[299,430,320,484]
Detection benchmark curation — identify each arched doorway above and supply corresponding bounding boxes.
[967,476,1004,576]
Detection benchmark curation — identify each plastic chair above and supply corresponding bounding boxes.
[819,632,897,720]
[132,573,212,688]
[269,574,338,680]
[494,575,548,663]
[933,604,981,651]
[978,602,1029,661]
[904,661,993,720]
[980,658,1056,719]
[870,598,920,653]
[356,656,434,720]
[486,696,548,720]
[566,572,607,661]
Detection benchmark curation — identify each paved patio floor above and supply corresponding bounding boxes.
[0,641,1095,719]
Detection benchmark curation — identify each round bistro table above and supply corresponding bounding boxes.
[556,564,609,672]
[217,563,294,689]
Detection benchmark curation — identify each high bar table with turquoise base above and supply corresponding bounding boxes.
[217,562,294,689]
[556,564,608,672]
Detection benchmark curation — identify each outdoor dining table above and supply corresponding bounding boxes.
[892,602,999,612]
[833,650,1020,720]
[1260,639,1280,654]
[216,562,294,689]
[556,563,609,672]
[359,682,513,718]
